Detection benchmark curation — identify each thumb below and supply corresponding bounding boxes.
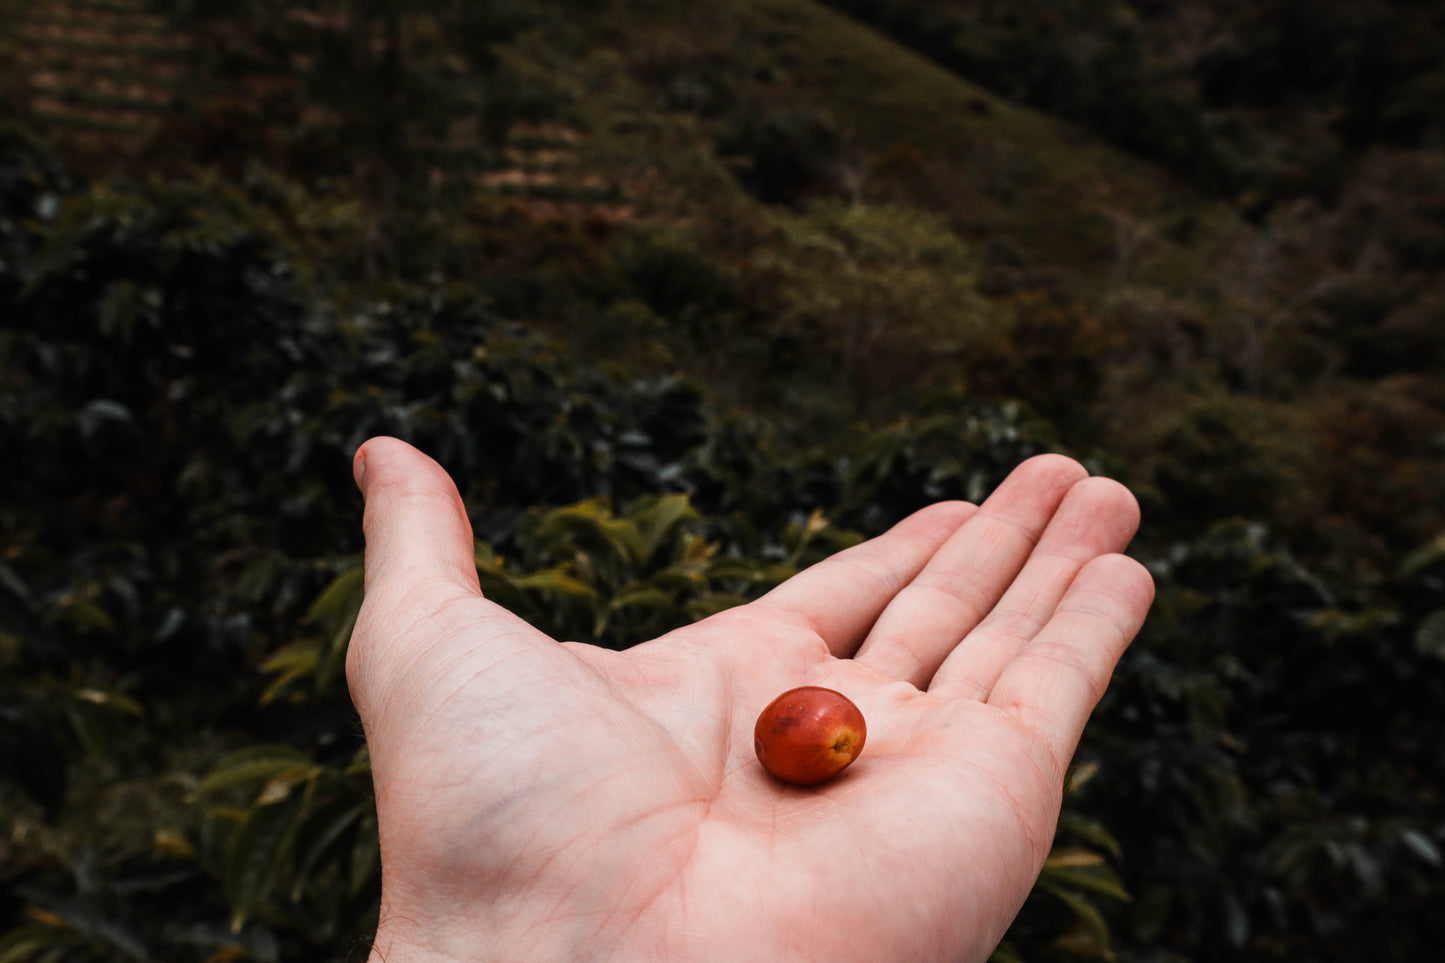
[352,436,481,599]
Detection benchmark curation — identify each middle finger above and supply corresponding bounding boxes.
[851,454,1086,687]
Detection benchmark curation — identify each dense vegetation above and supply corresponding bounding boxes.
[2,1,1443,961]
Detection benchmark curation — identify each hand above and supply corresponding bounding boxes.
[347,437,1154,963]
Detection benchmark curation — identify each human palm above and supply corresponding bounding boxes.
[348,437,1154,963]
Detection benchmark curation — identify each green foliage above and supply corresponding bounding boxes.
[717,105,850,204]
[195,488,860,945]
[609,223,743,346]
[0,132,1066,961]
[1081,519,1445,960]
[194,743,376,942]
[999,763,1134,962]
[756,199,1003,403]
[4,2,1445,961]
[822,0,1445,201]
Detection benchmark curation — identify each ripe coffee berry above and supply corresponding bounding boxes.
[753,686,867,786]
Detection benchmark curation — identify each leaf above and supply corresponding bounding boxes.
[72,687,145,717]
[679,532,716,564]
[1039,861,1132,903]
[1039,882,1115,960]
[153,830,196,858]
[345,744,372,777]
[1128,884,1173,943]
[1055,812,1125,861]
[204,947,249,963]
[292,797,370,902]
[44,594,116,635]
[608,583,679,611]
[18,894,151,961]
[288,566,366,696]
[1045,846,1107,869]
[304,566,365,626]
[627,493,698,563]
[1052,925,1115,961]
[595,583,678,637]
[1064,760,1100,795]
[781,510,829,563]
[318,586,365,693]
[1413,609,1445,660]
[646,564,707,594]
[515,569,600,599]
[1400,829,1442,866]
[1222,891,1250,948]
[0,927,68,963]
[349,807,381,897]
[225,792,307,931]
[537,499,646,564]
[474,568,533,612]
[75,398,135,440]
[685,591,749,621]
[704,556,767,583]
[1399,533,1445,579]
[474,540,501,569]
[255,766,319,805]
[258,638,322,705]
[0,562,37,608]
[195,745,316,799]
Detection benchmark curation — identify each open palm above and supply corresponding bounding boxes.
[347,437,1154,963]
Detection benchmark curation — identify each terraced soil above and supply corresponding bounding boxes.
[8,0,632,229]
[13,0,192,163]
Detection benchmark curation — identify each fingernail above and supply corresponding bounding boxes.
[353,447,368,491]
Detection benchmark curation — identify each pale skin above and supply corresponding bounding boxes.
[348,436,1155,963]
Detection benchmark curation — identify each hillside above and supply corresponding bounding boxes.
[512,0,1445,564]
[3,2,1444,962]
[11,0,1441,564]
[639,0,1445,556]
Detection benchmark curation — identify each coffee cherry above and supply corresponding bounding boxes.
[753,686,867,786]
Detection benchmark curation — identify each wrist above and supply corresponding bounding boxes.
[363,891,637,963]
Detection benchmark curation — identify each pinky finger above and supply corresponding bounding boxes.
[982,554,1154,776]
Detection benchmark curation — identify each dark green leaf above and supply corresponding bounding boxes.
[1039,882,1114,959]
[1414,609,1445,660]
[349,808,381,897]
[292,797,370,902]
[195,746,316,799]
[225,792,307,931]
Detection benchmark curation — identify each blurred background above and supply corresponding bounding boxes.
[2,1,1443,960]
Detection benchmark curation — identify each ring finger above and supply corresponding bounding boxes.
[851,454,1088,688]
[928,475,1141,699]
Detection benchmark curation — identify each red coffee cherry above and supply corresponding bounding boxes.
[753,686,867,786]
